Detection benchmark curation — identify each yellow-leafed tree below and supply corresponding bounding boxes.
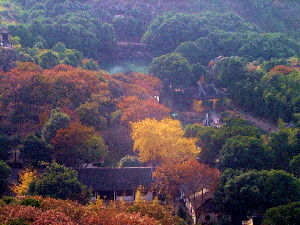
[192,100,205,112]
[12,168,37,195]
[131,118,199,165]
[135,188,144,203]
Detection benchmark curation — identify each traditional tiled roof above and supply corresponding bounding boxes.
[197,83,226,100]
[185,83,227,100]
[77,167,153,191]
[0,27,8,33]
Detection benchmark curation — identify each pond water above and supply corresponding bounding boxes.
[100,58,151,74]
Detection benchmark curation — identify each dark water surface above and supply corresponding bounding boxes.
[100,58,151,74]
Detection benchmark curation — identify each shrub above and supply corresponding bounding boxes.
[2,196,16,205]
[7,218,29,225]
[19,198,41,208]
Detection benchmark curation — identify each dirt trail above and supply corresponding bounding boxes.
[233,108,278,133]
[117,42,145,46]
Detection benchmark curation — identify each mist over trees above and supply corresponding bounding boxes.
[1,1,300,225]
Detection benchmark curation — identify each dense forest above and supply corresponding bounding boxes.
[0,0,300,225]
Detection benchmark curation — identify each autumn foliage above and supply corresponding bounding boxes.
[117,96,170,122]
[0,196,183,225]
[11,168,37,195]
[51,122,106,166]
[0,205,42,224]
[131,118,199,165]
[107,72,162,99]
[52,122,96,149]
[0,63,110,135]
[154,159,220,223]
[154,160,220,195]
[270,65,296,75]
[0,62,173,167]
[0,63,171,166]
[127,197,185,225]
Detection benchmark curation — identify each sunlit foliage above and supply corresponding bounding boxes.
[131,118,199,165]
[11,168,37,195]
[0,195,184,225]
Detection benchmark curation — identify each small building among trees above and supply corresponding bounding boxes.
[77,167,154,202]
[0,28,12,48]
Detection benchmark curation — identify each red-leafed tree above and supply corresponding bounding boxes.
[43,65,109,107]
[107,72,162,99]
[117,96,170,122]
[51,122,108,167]
[270,65,295,75]
[154,159,220,223]
[0,63,47,134]
[0,63,111,136]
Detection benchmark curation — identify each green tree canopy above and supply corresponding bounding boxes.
[9,11,116,58]
[0,161,11,195]
[42,108,70,143]
[61,49,83,67]
[0,135,11,161]
[219,136,269,170]
[150,53,193,89]
[37,50,59,69]
[82,136,108,166]
[238,33,300,60]
[52,42,67,53]
[263,202,300,225]
[113,16,145,40]
[143,11,256,56]
[29,163,89,202]
[185,117,261,167]
[20,134,52,167]
[76,102,107,131]
[289,154,300,178]
[269,128,300,170]
[214,56,248,89]
[214,170,300,218]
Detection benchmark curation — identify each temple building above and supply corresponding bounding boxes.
[77,167,154,202]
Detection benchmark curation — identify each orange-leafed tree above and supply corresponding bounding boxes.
[127,72,162,98]
[131,118,199,165]
[110,213,160,225]
[126,195,186,225]
[270,65,295,75]
[0,63,110,135]
[0,63,46,134]
[0,195,188,225]
[0,63,44,105]
[51,122,108,167]
[107,72,162,99]
[154,159,220,224]
[43,65,109,107]
[0,205,42,224]
[117,96,170,122]
[32,210,76,225]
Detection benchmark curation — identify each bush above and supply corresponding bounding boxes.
[2,196,15,205]
[263,202,300,225]
[118,155,141,167]
[19,198,41,208]
[7,218,29,225]
[28,163,90,203]
[0,161,11,195]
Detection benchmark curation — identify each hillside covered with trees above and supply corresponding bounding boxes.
[0,0,300,225]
